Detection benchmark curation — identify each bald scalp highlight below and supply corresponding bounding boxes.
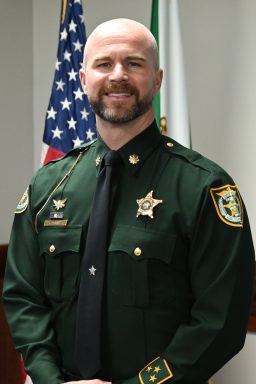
[82,18,159,69]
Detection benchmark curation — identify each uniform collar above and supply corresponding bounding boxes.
[95,120,162,175]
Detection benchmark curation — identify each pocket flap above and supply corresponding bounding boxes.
[109,225,176,264]
[38,226,82,256]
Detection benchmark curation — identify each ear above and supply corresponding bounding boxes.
[154,69,163,95]
[79,68,87,94]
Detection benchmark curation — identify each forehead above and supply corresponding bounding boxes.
[85,32,152,63]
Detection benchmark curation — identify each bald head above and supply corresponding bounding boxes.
[83,18,159,69]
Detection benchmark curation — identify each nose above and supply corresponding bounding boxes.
[109,63,128,82]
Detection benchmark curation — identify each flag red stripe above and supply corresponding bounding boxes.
[43,146,65,165]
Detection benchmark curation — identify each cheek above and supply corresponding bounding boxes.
[86,75,106,95]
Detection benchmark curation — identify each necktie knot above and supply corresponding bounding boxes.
[104,150,121,166]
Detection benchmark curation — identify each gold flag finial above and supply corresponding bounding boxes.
[160,116,167,136]
[61,0,67,24]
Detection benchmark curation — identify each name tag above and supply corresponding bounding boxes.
[44,219,68,227]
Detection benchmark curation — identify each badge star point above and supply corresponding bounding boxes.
[146,366,153,372]
[149,375,157,383]
[136,190,163,219]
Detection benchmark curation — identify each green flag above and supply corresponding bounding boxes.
[150,0,191,147]
[150,0,160,128]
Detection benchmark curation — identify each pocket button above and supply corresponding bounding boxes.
[49,244,56,253]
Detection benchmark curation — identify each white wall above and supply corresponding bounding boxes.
[0,0,33,243]
[180,1,256,382]
[1,0,255,382]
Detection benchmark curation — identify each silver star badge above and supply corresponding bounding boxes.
[53,198,67,211]
[89,266,96,276]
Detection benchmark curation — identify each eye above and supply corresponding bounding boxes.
[128,61,142,68]
[96,62,111,68]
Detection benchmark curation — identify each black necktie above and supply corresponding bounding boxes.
[75,150,120,378]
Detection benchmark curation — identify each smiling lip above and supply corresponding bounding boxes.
[106,93,132,97]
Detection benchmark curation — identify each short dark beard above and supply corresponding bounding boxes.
[89,97,152,124]
[88,83,153,124]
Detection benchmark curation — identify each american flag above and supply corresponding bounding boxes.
[23,1,96,383]
[41,0,96,165]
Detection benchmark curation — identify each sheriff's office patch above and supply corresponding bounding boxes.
[139,356,173,384]
[15,187,29,214]
[210,184,243,227]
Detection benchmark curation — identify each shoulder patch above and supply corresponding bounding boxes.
[15,187,29,214]
[210,184,243,227]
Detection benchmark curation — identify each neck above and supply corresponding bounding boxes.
[96,110,155,150]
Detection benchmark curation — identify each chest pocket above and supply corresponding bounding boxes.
[38,226,83,302]
[108,225,177,307]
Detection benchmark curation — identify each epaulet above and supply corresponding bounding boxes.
[161,134,221,173]
[44,139,97,167]
[161,134,192,158]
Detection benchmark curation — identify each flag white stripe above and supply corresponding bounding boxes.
[159,0,190,147]
[25,376,33,384]
[41,142,49,166]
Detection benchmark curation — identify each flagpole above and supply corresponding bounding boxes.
[61,0,67,24]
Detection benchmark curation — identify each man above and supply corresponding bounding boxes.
[3,18,255,384]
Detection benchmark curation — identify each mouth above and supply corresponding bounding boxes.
[106,92,133,97]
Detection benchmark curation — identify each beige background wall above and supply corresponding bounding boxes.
[0,0,33,242]
[1,0,256,383]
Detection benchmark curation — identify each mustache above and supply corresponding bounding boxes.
[100,83,139,95]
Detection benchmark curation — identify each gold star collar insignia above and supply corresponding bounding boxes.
[53,198,67,211]
[129,154,140,165]
[136,190,163,219]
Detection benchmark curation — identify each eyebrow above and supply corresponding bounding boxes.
[93,55,146,63]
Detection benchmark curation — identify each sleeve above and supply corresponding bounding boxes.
[121,171,255,384]
[3,185,64,384]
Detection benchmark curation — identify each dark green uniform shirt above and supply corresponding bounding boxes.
[3,121,255,384]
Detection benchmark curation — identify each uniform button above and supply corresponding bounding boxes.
[167,142,174,148]
[49,244,56,253]
[134,247,142,256]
